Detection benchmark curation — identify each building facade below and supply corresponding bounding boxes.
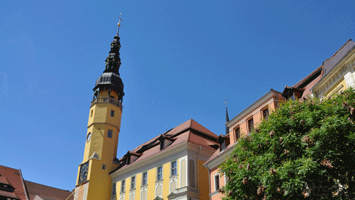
[204,39,355,200]
[204,89,283,200]
[111,119,218,200]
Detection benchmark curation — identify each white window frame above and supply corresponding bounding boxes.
[171,161,177,176]
[121,180,125,193]
[214,174,220,192]
[157,166,163,181]
[142,172,147,186]
[130,176,136,190]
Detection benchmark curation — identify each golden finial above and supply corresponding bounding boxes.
[225,98,227,106]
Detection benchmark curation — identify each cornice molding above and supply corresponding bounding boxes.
[110,143,188,181]
[87,122,120,132]
[226,90,280,129]
[313,48,355,96]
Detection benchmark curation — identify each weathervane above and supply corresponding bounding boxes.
[117,13,123,36]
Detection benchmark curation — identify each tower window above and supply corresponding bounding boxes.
[142,172,147,186]
[90,110,93,117]
[157,166,163,181]
[121,180,125,193]
[108,130,113,138]
[248,118,254,134]
[131,176,136,190]
[102,164,106,170]
[171,161,177,176]
[110,110,115,117]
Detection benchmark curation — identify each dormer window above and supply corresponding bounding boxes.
[220,140,226,151]
[160,140,164,150]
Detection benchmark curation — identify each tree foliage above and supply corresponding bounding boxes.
[220,89,355,199]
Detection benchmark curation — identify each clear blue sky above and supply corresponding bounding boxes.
[1,0,354,191]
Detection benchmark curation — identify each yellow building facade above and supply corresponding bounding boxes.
[110,119,218,200]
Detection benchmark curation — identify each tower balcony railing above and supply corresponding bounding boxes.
[91,97,123,110]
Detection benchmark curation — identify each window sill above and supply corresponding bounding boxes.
[169,174,178,178]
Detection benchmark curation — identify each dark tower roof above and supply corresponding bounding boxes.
[93,23,124,101]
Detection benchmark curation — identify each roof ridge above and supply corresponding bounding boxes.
[0,165,21,173]
[324,39,353,62]
[24,180,71,192]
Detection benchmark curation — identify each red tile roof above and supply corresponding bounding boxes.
[0,190,19,199]
[111,119,218,174]
[0,165,28,200]
[25,180,73,200]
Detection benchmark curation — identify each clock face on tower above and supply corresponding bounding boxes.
[78,162,89,184]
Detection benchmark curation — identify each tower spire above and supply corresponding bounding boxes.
[75,22,126,200]
[225,98,229,135]
[93,21,124,101]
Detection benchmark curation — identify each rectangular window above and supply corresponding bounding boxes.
[108,130,113,138]
[263,108,269,120]
[248,118,254,134]
[235,127,240,140]
[121,180,125,193]
[112,183,116,196]
[131,176,136,190]
[102,164,106,170]
[157,166,163,181]
[142,172,147,186]
[214,174,220,191]
[171,161,177,176]
[110,110,115,117]
[220,141,226,151]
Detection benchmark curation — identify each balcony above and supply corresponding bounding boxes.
[91,97,123,110]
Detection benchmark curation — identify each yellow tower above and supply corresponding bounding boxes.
[74,22,124,200]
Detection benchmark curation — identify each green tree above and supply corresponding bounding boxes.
[220,89,355,199]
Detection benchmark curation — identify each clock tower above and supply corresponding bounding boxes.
[74,22,124,200]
